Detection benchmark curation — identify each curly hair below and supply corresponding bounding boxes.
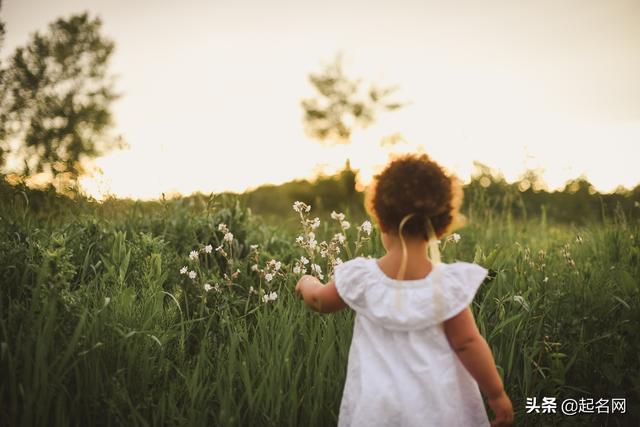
[365,153,464,239]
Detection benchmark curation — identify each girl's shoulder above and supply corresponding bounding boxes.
[334,256,487,286]
[333,257,489,331]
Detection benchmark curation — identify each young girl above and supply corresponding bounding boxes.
[295,154,514,427]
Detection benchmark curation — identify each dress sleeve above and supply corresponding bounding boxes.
[333,257,369,312]
[440,262,488,321]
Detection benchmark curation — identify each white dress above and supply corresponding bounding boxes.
[333,256,491,427]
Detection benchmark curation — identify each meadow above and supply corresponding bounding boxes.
[0,182,638,426]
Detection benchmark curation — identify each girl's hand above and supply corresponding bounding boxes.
[295,275,314,296]
[488,390,514,427]
[295,275,347,313]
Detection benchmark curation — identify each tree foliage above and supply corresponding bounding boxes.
[0,12,122,187]
[301,54,404,145]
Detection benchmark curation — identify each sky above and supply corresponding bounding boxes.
[2,0,640,199]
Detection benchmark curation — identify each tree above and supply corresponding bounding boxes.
[301,54,404,145]
[0,12,122,189]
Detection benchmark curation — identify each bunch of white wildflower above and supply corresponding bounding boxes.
[310,263,324,280]
[447,233,461,243]
[296,231,318,251]
[293,201,311,214]
[330,211,346,221]
[262,291,278,303]
[293,203,373,280]
[308,217,321,230]
[360,220,373,235]
[213,223,235,259]
[202,283,221,293]
[292,256,309,275]
[251,257,284,285]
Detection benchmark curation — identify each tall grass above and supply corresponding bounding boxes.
[0,187,638,426]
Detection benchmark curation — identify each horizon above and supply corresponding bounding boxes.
[2,0,640,200]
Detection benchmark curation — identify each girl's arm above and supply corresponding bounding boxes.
[444,306,505,399]
[295,275,347,313]
[445,307,515,425]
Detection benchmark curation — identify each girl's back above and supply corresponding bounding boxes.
[334,256,491,427]
[295,153,514,426]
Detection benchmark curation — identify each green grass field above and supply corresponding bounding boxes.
[1,187,638,426]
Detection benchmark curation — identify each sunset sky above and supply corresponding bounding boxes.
[3,0,639,199]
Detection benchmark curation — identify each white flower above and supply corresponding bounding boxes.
[218,223,227,231]
[331,211,346,221]
[334,233,346,243]
[251,264,259,272]
[188,270,197,279]
[274,261,282,271]
[341,221,350,230]
[224,232,234,242]
[180,266,188,275]
[360,220,372,235]
[334,257,343,265]
[203,283,213,292]
[293,201,311,213]
[310,217,320,229]
[189,250,199,260]
[249,286,256,294]
[262,291,278,303]
[265,273,274,282]
[293,201,304,213]
[204,244,213,254]
[300,256,309,265]
[311,264,322,274]
[308,239,317,250]
[293,265,302,275]
[320,249,328,258]
[450,233,461,243]
[543,276,549,283]
[250,244,259,251]
[295,235,304,244]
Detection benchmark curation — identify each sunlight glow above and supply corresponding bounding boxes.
[5,0,640,200]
